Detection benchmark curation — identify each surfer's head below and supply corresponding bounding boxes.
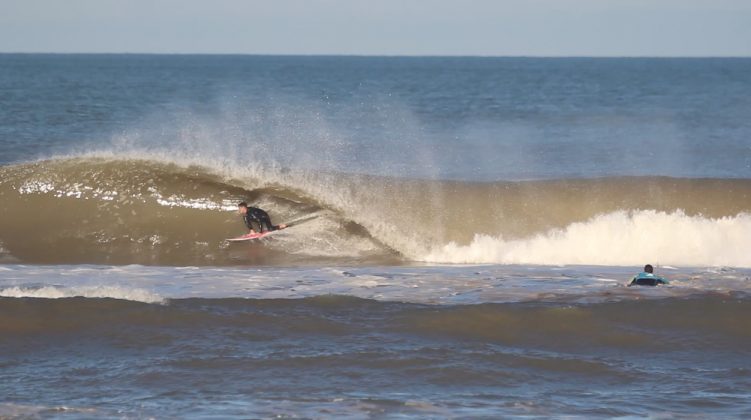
[644,264,653,273]
[238,202,248,214]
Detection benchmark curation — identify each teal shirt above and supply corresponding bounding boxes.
[630,272,669,286]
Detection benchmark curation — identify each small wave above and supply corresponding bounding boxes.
[0,403,99,418]
[395,296,751,347]
[1,294,748,348]
[0,285,164,304]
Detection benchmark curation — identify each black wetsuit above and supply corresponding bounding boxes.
[243,207,279,232]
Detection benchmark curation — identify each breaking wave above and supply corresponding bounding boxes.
[1,156,751,267]
[426,210,751,266]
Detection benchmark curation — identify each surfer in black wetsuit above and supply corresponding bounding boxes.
[238,202,286,234]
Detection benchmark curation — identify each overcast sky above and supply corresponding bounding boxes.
[2,0,750,56]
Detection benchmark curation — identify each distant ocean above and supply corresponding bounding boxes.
[1,54,750,418]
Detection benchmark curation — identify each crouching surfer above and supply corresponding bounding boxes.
[628,264,669,286]
[238,202,287,234]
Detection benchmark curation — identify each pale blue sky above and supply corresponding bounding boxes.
[2,0,750,56]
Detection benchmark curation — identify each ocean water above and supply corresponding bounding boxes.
[1,54,750,418]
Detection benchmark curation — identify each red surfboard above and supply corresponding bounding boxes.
[226,228,283,242]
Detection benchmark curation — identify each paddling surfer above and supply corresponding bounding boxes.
[629,264,669,286]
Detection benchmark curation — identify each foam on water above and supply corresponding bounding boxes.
[424,210,751,267]
[0,284,164,304]
[0,403,98,418]
[1,264,748,305]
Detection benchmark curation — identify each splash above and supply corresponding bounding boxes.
[424,210,751,267]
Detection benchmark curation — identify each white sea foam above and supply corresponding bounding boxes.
[0,285,164,304]
[423,210,751,267]
[154,193,238,211]
[0,264,749,304]
[0,403,98,418]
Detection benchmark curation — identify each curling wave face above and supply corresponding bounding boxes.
[1,156,751,267]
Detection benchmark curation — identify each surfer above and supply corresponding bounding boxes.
[238,202,286,234]
[628,264,669,286]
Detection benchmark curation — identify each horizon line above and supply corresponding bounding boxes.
[1,51,750,59]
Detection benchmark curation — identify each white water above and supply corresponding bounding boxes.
[424,210,751,267]
[1,264,749,305]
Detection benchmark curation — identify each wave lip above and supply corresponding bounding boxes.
[424,210,751,267]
